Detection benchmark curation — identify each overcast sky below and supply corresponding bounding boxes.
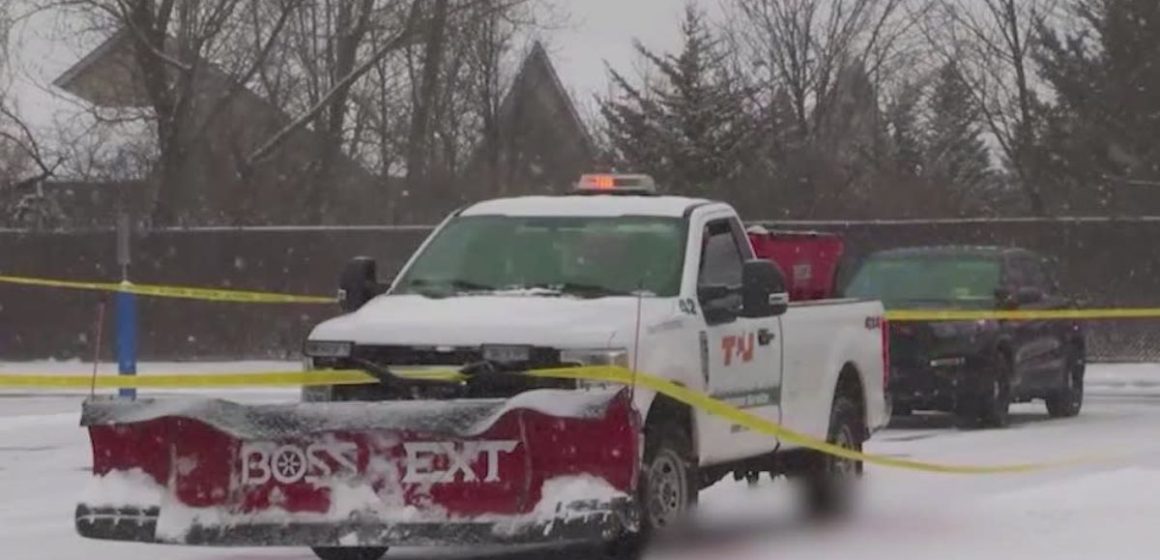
[545,0,708,114]
[5,0,715,133]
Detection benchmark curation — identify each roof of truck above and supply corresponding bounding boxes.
[869,245,1038,259]
[460,195,716,218]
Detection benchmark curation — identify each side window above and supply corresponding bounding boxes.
[1009,256,1049,293]
[698,219,744,288]
[1024,258,1052,293]
[1004,258,1026,289]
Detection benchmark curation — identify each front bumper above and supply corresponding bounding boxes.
[889,357,991,411]
[76,498,637,547]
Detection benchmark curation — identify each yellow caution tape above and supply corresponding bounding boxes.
[0,275,334,304]
[0,366,1113,475]
[888,308,1160,322]
[532,366,1107,475]
[0,370,374,389]
[1,273,1158,320]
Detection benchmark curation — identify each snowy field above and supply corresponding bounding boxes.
[3,361,1160,560]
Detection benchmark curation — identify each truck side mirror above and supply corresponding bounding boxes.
[742,259,789,318]
[338,256,385,313]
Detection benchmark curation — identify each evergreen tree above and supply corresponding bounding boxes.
[598,4,756,197]
[1037,0,1160,213]
[924,61,995,212]
[885,81,926,179]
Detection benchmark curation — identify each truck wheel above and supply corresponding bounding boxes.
[604,425,698,559]
[311,547,388,560]
[1046,349,1084,418]
[955,355,1012,429]
[799,393,864,519]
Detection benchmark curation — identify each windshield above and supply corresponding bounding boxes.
[393,215,685,298]
[845,255,1000,307]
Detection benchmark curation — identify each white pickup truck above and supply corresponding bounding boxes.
[302,174,890,557]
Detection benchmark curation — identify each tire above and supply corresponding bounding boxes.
[604,424,698,559]
[955,354,1012,429]
[798,393,864,519]
[1046,348,1084,418]
[311,547,389,560]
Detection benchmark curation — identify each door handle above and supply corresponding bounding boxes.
[758,328,775,346]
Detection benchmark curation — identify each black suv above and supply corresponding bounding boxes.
[844,246,1086,428]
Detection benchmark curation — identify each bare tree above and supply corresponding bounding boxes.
[457,0,555,198]
[43,0,302,225]
[721,0,930,217]
[232,0,420,222]
[919,0,1060,214]
[402,0,449,199]
[728,0,911,139]
[241,0,536,223]
[1,2,65,223]
[391,0,549,218]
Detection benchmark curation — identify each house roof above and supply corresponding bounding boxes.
[51,28,150,108]
[523,42,594,155]
[52,28,129,93]
[493,41,596,159]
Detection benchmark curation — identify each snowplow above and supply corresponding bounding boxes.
[77,388,639,552]
[76,173,889,559]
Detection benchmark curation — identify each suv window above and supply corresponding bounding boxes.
[1011,256,1051,293]
[698,219,744,288]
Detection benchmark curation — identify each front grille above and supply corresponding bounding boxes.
[889,324,932,368]
[350,345,563,369]
[326,344,575,402]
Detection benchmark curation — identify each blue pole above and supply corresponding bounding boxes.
[116,283,138,399]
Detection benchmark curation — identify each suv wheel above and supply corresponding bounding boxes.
[956,354,1012,429]
[1046,349,1084,418]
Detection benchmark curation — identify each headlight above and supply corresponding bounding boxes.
[560,348,630,390]
[560,348,630,368]
[303,340,353,358]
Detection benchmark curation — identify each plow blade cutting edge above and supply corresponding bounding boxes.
[75,389,640,548]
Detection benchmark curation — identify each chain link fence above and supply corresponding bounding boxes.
[2,218,1160,361]
[776,217,1160,363]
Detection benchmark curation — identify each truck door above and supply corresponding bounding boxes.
[693,215,784,465]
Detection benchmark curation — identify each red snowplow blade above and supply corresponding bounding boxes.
[75,389,640,548]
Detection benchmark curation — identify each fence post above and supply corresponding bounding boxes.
[115,212,137,399]
[116,286,137,399]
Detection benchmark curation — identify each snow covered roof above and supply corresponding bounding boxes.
[460,194,711,218]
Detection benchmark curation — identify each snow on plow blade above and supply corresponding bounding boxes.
[76,389,639,548]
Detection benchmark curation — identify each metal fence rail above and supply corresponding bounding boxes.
[2,218,1159,361]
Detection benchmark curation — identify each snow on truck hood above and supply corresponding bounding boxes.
[309,294,672,348]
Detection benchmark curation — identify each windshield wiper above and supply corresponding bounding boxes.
[524,282,635,299]
[402,278,496,296]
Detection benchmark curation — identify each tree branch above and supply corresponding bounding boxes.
[193,0,300,139]
[244,0,424,167]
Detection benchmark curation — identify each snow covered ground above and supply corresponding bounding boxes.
[2,361,1160,560]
